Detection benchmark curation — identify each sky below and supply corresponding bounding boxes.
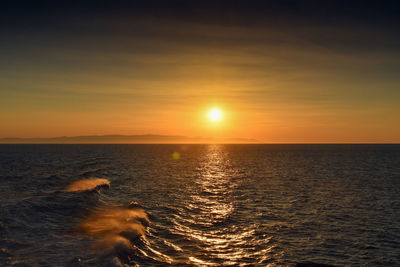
[1,0,400,143]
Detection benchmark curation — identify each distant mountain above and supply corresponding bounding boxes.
[0,134,258,144]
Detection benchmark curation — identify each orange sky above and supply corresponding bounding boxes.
[1,2,400,143]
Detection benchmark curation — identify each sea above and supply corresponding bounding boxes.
[0,144,399,266]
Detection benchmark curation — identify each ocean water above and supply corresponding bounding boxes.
[0,144,399,266]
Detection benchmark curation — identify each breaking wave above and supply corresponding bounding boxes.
[66,178,110,192]
[75,204,149,253]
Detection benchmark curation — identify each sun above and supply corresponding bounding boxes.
[209,109,222,122]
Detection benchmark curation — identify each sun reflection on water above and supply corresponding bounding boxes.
[168,145,273,265]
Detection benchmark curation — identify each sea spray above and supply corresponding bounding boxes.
[75,205,150,255]
[66,178,110,192]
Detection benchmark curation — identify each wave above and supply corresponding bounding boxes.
[79,168,108,176]
[66,178,110,192]
[74,204,150,261]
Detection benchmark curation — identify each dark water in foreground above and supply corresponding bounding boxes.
[0,144,399,266]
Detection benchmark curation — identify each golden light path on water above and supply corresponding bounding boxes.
[169,145,274,266]
[67,145,277,265]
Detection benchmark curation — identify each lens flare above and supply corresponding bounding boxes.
[172,152,180,160]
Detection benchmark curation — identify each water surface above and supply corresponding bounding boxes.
[0,144,399,266]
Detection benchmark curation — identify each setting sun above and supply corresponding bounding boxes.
[209,109,222,122]
[1,2,400,267]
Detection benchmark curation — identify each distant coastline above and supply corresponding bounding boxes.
[0,134,259,144]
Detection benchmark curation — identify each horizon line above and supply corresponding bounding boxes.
[0,142,399,145]
[0,134,399,144]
